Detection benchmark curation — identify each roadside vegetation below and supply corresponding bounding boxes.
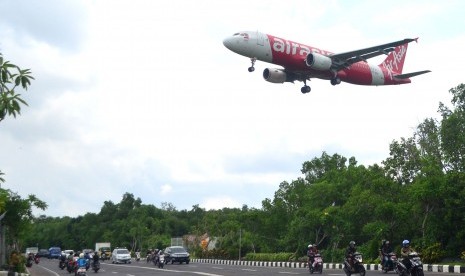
[2,52,465,267]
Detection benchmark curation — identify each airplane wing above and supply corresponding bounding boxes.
[329,38,416,71]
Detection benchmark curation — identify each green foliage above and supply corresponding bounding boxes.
[420,243,445,264]
[7,251,26,273]
[244,252,295,262]
[0,53,34,122]
[198,248,230,260]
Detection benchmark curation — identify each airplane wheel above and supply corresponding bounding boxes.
[301,86,311,93]
[248,67,255,72]
[330,77,341,85]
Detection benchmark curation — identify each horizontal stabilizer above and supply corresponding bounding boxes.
[394,70,431,79]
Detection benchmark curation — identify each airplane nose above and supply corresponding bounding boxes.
[223,37,233,50]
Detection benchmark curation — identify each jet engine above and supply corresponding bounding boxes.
[263,68,288,83]
[305,52,332,71]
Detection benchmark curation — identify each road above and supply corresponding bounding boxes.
[26,258,461,276]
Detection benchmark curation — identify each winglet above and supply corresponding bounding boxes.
[414,37,419,43]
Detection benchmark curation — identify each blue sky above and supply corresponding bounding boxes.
[0,0,463,217]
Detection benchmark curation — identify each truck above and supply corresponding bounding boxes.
[95,242,111,260]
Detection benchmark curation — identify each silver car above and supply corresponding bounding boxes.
[111,248,131,264]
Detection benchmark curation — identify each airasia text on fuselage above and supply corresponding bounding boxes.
[269,35,332,57]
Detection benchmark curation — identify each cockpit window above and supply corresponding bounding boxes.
[231,33,249,40]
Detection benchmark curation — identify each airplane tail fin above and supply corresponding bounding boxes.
[379,40,410,74]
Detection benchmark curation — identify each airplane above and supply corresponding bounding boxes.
[223,31,431,93]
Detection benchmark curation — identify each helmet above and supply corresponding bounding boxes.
[308,244,313,248]
[79,253,84,258]
[386,240,390,245]
[349,241,355,247]
[402,240,410,247]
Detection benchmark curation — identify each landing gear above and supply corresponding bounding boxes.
[301,86,311,93]
[248,57,256,72]
[330,77,341,86]
[301,79,311,93]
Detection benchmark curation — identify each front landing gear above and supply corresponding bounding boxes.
[248,57,256,72]
[330,77,341,86]
[301,79,311,93]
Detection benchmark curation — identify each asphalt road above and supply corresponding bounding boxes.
[26,258,461,276]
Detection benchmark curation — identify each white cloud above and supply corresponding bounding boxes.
[160,184,173,196]
[200,196,242,211]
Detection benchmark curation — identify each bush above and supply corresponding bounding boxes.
[199,248,230,260]
[244,252,295,262]
[421,243,445,264]
[7,251,26,273]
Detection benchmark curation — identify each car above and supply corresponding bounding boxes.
[62,249,74,258]
[48,247,62,259]
[36,249,50,258]
[25,247,39,257]
[164,246,190,264]
[111,248,131,264]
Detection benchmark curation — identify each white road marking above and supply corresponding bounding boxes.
[105,263,224,275]
[32,265,60,276]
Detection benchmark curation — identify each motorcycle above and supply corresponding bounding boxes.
[343,252,366,276]
[309,253,323,274]
[382,252,398,273]
[92,260,100,273]
[67,259,76,273]
[135,251,141,262]
[158,253,165,269]
[396,252,424,276]
[59,259,67,270]
[146,253,152,263]
[26,256,33,268]
[76,266,87,276]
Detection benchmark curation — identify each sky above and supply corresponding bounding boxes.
[0,0,464,218]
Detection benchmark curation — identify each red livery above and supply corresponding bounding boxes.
[223,31,430,93]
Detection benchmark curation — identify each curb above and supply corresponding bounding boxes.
[192,259,465,273]
[0,272,29,276]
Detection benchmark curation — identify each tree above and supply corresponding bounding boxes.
[0,53,34,122]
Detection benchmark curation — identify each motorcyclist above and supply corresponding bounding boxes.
[76,253,88,273]
[307,244,318,267]
[26,253,34,267]
[146,249,153,262]
[59,253,67,268]
[153,248,160,264]
[401,240,415,271]
[345,241,357,270]
[92,252,99,265]
[381,240,393,268]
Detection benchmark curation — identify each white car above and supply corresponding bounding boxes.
[111,248,131,264]
[62,249,74,258]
